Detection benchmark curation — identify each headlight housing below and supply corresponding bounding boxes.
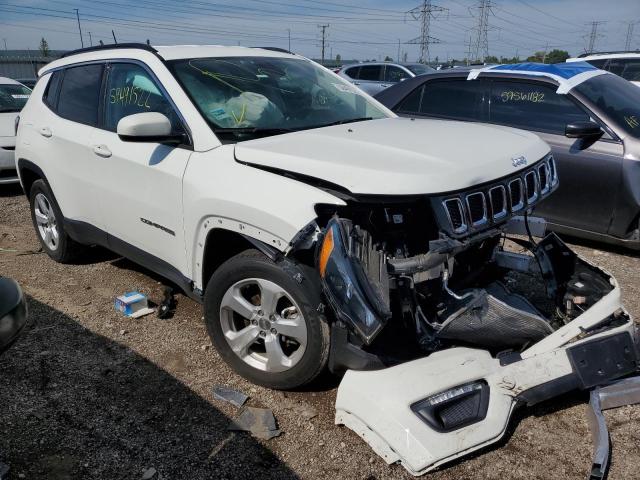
[318,217,390,344]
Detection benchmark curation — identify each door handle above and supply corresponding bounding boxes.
[39,127,52,138]
[353,82,361,85]
[380,84,390,88]
[93,144,112,158]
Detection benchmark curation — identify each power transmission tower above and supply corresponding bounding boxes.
[585,21,606,54]
[318,24,329,65]
[406,0,447,64]
[469,0,493,63]
[625,21,637,50]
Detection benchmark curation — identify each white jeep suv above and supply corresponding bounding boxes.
[16,45,638,469]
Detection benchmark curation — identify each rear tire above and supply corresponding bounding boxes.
[29,179,80,263]
[204,249,330,390]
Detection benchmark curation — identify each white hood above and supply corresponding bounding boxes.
[234,117,550,195]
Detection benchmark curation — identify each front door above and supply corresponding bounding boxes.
[91,61,192,274]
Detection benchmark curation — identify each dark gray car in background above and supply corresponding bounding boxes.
[376,66,640,250]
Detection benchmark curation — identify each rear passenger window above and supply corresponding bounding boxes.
[343,66,360,79]
[416,80,484,121]
[43,71,62,110]
[358,65,382,81]
[396,85,424,113]
[56,64,103,126]
[489,81,588,134]
[104,63,180,132]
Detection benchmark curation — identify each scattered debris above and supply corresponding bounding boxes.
[200,344,210,351]
[207,432,237,460]
[289,401,317,421]
[119,329,127,336]
[228,407,281,440]
[141,467,157,479]
[587,376,640,480]
[114,291,154,318]
[212,386,248,408]
[156,287,176,319]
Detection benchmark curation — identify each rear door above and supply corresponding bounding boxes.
[37,64,107,231]
[90,61,192,273]
[352,65,384,95]
[487,79,624,234]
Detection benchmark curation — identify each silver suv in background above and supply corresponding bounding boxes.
[337,62,435,95]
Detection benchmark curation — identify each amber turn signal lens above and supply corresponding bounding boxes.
[319,227,334,278]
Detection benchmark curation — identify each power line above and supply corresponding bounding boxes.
[318,24,329,65]
[406,0,447,64]
[74,8,83,48]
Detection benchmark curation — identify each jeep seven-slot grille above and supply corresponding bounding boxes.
[437,154,557,237]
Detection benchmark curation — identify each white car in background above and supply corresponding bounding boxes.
[0,77,31,184]
[567,52,640,87]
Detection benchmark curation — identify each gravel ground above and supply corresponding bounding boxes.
[1,185,639,480]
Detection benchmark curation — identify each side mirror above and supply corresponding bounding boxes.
[565,121,603,139]
[0,277,28,355]
[117,112,184,144]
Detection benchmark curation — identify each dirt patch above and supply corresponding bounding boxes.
[1,186,639,479]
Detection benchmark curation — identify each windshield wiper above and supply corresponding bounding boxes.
[212,127,296,135]
[307,117,375,129]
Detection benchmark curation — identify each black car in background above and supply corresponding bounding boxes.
[376,63,640,250]
[0,277,27,355]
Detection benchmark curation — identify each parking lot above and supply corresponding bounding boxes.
[0,184,638,480]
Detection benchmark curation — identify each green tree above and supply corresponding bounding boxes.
[335,53,341,62]
[546,49,570,64]
[384,55,393,62]
[526,51,545,62]
[485,55,499,63]
[39,37,50,57]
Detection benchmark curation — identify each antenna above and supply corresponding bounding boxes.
[406,0,447,64]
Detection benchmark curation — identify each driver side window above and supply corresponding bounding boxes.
[105,63,181,133]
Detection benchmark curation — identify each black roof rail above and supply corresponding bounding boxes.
[578,50,640,58]
[61,43,159,58]
[252,47,292,54]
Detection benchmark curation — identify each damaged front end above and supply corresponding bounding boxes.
[299,155,640,475]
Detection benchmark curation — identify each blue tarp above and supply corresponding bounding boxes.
[488,62,597,79]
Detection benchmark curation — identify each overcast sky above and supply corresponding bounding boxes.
[0,0,638,61]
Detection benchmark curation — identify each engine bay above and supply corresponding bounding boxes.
[308,201,617,371]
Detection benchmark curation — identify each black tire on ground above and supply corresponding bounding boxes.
[28,179,80,263]
[204,249,330,390]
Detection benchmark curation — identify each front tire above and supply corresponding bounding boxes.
[204,249,330,390]
[29,179,79,263]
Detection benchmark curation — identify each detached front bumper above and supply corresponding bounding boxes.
[335,254,639,476]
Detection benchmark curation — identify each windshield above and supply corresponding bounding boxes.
[0,84,31,112]
[405,64,434,76]
[168,56,388,141]
[575,73,640,139]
